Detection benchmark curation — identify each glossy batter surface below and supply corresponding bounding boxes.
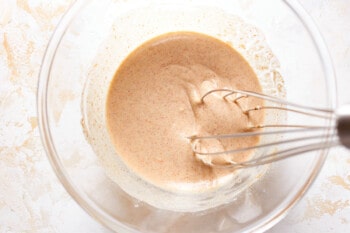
[106,32,264,189]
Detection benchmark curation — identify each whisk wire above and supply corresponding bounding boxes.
[215,140,340,169]
[245,106,332,119]
[223,89,334,114]
[201,89,334,117]
[192,134,331,157]
[190,126,330,140]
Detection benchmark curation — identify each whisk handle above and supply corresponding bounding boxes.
[337,104,350,149]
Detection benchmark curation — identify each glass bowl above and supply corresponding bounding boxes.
[38,0,336,232]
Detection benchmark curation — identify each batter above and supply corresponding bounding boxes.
[106,32,264,190]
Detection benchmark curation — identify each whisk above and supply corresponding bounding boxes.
[189,88,350,169]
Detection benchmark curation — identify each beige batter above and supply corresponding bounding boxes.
[106,32,264,189]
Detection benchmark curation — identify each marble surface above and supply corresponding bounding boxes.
[0,0,349,232]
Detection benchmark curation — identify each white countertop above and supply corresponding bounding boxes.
[0,0,349,232]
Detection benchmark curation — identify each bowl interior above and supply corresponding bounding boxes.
[39,0,335,232]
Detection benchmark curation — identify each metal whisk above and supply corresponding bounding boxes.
[190,89,350,169]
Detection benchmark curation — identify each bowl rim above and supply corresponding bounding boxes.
[37,0,337,232]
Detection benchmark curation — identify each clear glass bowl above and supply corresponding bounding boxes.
[38,0,336,232]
